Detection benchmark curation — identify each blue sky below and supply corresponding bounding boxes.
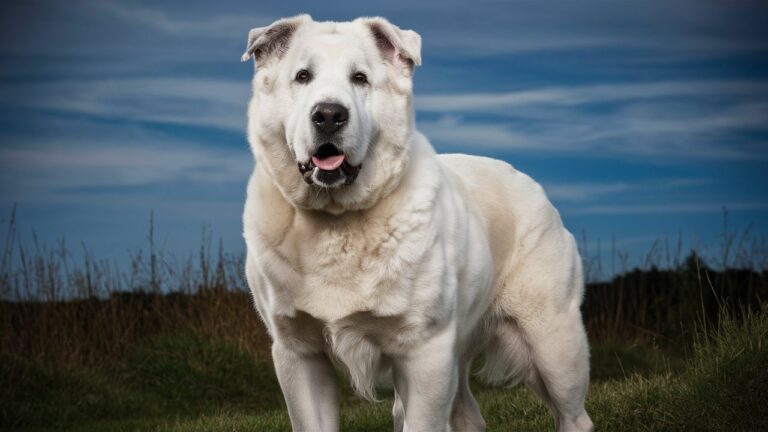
[1,0,767,277]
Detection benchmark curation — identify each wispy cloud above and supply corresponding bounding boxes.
[427,33,768,60]
[544,178,711,202]
[0,135,251,203]
[569,202,768,216]
[0,78,250,132]
[544,182,631,202]
[420,114,768,160]
[427,35,625,56]
[416,80,768,160]
[92,1,273,39]
[415,80,768,112]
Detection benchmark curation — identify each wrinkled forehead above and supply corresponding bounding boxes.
[288,22,376,68]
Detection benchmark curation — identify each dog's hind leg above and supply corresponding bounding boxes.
[521,311,593,432]
[479,312,592,432]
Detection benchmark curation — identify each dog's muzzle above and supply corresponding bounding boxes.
[298,143,362,186]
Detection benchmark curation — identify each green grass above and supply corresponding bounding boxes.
[3,307,767,431]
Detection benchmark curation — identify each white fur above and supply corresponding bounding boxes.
[242,15,593,432]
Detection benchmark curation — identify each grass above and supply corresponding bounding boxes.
[2,305,767,431]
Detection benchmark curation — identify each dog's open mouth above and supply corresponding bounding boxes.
[312,143,346,171]
[298,143,362,186]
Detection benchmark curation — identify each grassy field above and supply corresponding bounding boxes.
[2,297,767,431]
[2,212,767,431]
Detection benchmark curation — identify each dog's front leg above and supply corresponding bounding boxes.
[392,326,459,432]
[272,342,339,431]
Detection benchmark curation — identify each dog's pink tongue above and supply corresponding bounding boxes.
[311,154,345,171]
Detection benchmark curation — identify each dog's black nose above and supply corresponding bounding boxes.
[311,102,349,134]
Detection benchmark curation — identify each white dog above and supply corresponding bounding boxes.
[241,15,593,432]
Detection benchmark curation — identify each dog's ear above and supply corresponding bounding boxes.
[357,17,422,75]
[241,14,312,65]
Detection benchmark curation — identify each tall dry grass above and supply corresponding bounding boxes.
[580,209,767,340]
[1,209,271,370]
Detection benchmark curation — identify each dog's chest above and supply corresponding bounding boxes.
[263,205,436,321]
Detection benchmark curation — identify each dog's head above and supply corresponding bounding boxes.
[243,15,421,213]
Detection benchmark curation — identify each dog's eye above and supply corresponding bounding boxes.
[295,69,312,84]
[352,72,368,85]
